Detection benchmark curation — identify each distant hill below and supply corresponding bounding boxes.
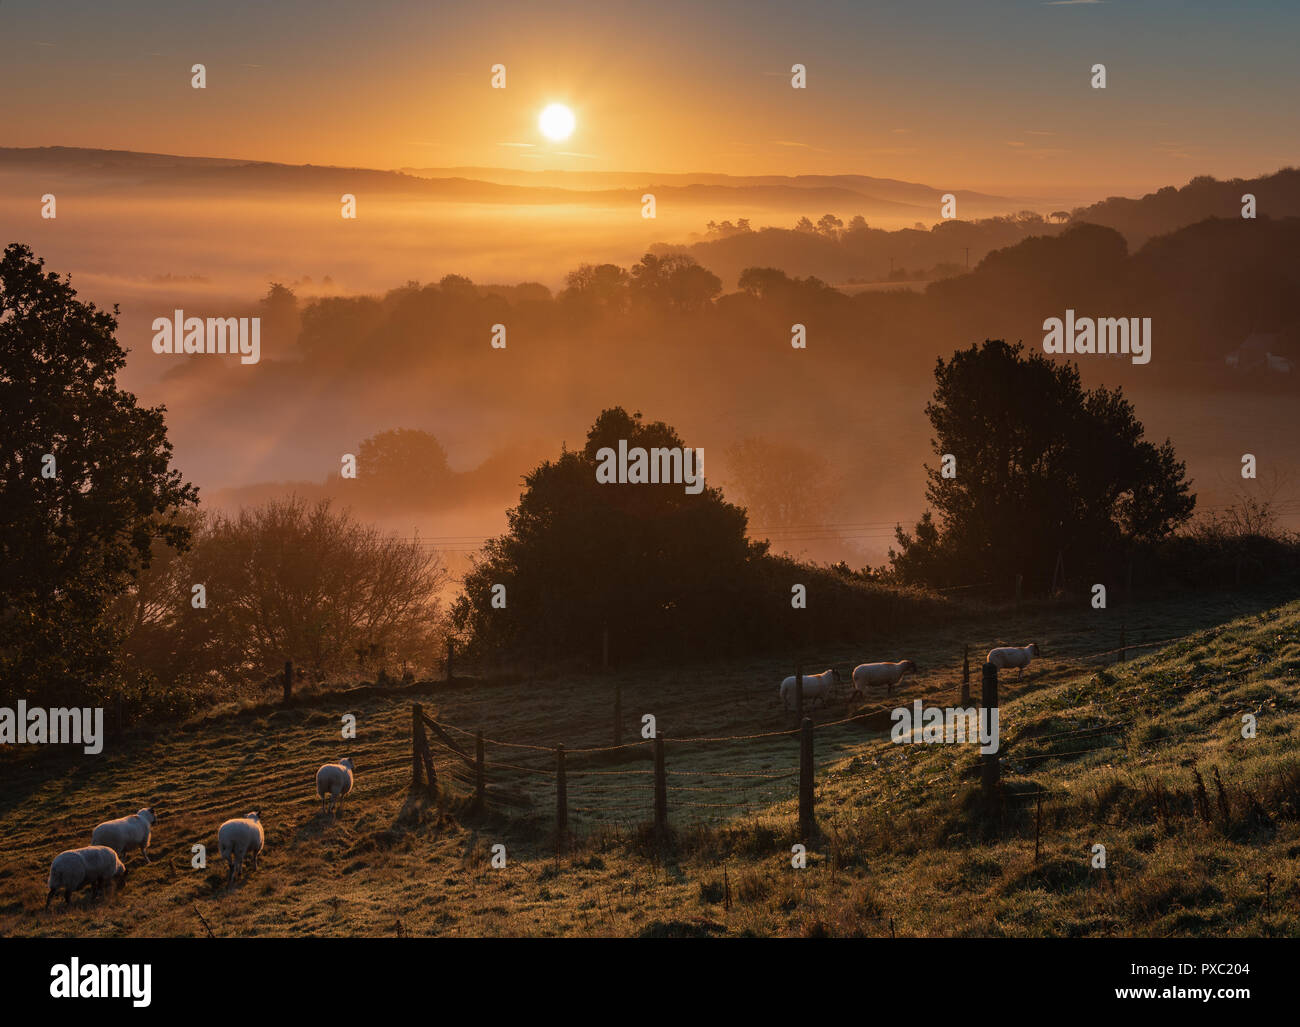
[400,166,1016,209]
[0,146,961,216]
[1070,168,1300,246]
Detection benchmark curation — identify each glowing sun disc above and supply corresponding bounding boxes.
[539,103,576,141]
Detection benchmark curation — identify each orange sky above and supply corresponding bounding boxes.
[6,1,1299,192]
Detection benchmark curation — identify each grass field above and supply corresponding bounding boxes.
[2,585,1297,937]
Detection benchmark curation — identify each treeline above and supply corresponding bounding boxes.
[265,217,1300,387]
[1069,167,1300,246]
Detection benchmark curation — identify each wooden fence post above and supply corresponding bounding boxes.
[653,735,667,835]
[412,703,436,795]
[980,663,999,805]
[960,645,970,706]
[799,717,815,838]
[1034,789,1044,863]
[795,663,804,720]
[282,660,293,704]
[475,730,486,813]
[446,638,455,681]
[411,703,423,789]
[613,683,623,746]
[556,743,568,843]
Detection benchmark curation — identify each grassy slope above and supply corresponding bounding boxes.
[1,587,1297,938]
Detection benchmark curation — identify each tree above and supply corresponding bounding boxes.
[258,282,300,350]
[561,263,629,311]
[724,436,842,529]
[737,266,790,300]
[628,253,721,311]
[0,244,198,701]
[816,213,844,236]
[140,497,447,689]
[888,340,1195,591]
[358,428,451,504]
[452,408,758,662]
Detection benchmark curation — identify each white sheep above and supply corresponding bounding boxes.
[779,669,840,711]
[851,660,918,697]
[986,643,1042,677]
[46,845,127,909]
[217,812,265,886]
[315,758,355,816]
[91,807,157,863]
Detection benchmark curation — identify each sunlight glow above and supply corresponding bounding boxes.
[539,103,576,142]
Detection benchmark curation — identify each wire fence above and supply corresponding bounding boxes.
[408,627,1195,832]
[11,626,1197,862]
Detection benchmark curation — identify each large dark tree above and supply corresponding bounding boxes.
[889,340,1195,593]
[0,243,198,701]
[452,407,761,662]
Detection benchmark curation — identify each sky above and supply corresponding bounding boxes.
[5,0,1299,192]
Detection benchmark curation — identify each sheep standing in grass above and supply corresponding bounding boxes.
[46,845,127,909]
[779,669,840,711]
[851,660,918,698]
[91,807,157,863]
[217,812,264,886]
[315,757,355,816]
[987,643,1041,678]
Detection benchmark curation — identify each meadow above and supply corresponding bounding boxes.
[2,584,1296,938]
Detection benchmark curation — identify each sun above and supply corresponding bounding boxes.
[538,103,576,142]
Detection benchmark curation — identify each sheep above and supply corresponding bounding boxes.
[91,807,157,863]
[217,812,265,886]
[986,643,1042,678]
[779,669,840,711]
[851,660,918,698]
[45,845,127,909]
[315,758,355,816]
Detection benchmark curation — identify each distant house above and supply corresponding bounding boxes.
[1225,333,1293,373]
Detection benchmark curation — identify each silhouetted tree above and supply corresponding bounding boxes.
[561,263,629,311]
[358,428,452,504]
[628,253,721,311]
[0,244,198,701]
[889,340,1195,592]
[453,407,758,662]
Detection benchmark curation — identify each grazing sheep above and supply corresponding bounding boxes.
[46,845,127,909]
[986,643,1042,677]
[779,669,840,711]
[217,812,264,886]
[91,807,157,863]
[851,660,918,697]
[315,758,355,816]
